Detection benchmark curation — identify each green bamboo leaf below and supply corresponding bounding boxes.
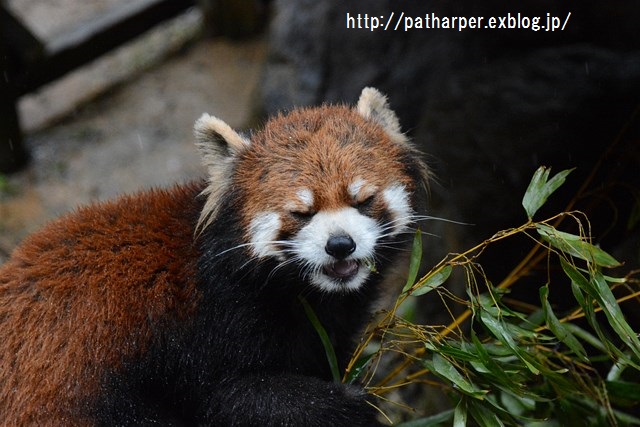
[562,323,607,354]
[482,393,541,425]
[479,310,541,375]
[467,399,505,427]
[472,293,502,318]
[469,331,516,385]
[425,339,480,363]
[562,258,640,357]
[611,411,640,426]
[427,353,488,398]
[601,273,628,284]
[540,285,588,362]
[473,290,533,326]
[606,380,640,405]
[537,224,620,267]
[522,167,573,220]
[394,410,454,427]
[412,265,452,297]
[562,258,599,298]
[298,296,341,383]
[569,279,616,355]
[399,293,418,323]
[454,398,468,427]
[345,352,375,384]
[564,261,640,369]
[403,229,423,293]
[607,355,632,381]
[498,392,536,417]
[591,271,640,358]
[561,393,640,426]
[525,421,561,427]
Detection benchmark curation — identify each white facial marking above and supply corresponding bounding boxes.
[284,188,314,212]
[248,212,282,259]
[294,208,381,292]
[383,183,412,235]
[297,188,314,208]
[348,178,377,202]
[348,178,366,199]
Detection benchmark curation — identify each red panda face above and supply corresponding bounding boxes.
[195,88,429,293]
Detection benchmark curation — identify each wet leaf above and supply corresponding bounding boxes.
[591,271,640,357]
[299,296,341,383]
[479,310,540,375]
[540,285,588,362]
[537,224,620,267]
[394,410,454,427]
[522,167,573,220]
[345,352,375,384]
[563,260,640,368]
[403,229,423,293]
[429,353,488,398]
[467,399,505,427]
[454,398,468,427]
[469,331,515,385]
[562,323,607,354]
[412,265,452,296]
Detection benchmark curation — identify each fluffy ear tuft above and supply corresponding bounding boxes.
[357,88,432,199]
[356,87,402,136]
[194,113,250,161]
[193,114,250,232]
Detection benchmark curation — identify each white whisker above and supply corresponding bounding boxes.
[215,240,293,258]
[409,215,472,226]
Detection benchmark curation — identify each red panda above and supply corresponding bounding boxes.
[0,88,429,426]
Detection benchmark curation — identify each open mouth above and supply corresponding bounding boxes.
[323,259,360,281]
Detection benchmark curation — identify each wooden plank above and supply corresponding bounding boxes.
[0,4,45,70]
[15,0,196,95]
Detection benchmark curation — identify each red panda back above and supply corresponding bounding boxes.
[0,182,203,425]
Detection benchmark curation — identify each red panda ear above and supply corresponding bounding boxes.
[194,113,251,160]
[356,87,403,137]
[194,114,250,232]
[357,88,432,196]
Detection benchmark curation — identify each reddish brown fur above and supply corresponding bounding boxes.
[236,105,416,237]
[0,183,203,425]
[0,92,426,426]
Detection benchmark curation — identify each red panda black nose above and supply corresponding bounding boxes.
[325,235,356,260]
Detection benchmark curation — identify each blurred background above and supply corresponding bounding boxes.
[1,0,639,298]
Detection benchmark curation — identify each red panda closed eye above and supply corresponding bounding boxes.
[0,88,429,426]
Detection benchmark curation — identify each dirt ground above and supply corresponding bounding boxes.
[0,5,268,263]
